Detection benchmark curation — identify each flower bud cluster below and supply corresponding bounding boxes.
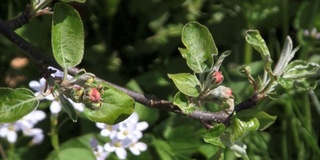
[66,86,103,110]
[65,72,104,110]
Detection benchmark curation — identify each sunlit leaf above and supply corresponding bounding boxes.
[237,110,277,131]
[212,50,230,71]
[245,30,273,74]
[168,73,201,97]
[58,94,77,122]
[179,21,217,73]
[277,77,294,89]
[0,88,39,123]
[282,60,320,90]
[230,117,259,143]
[84,82,135,124]
[204,124,226,148]
[283,60,320,79]
[273,36,298,76]
[173,92,196,114]
[253,112,277,131]
[52,2,84,69]
[60,0,86,3]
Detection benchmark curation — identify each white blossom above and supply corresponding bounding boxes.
[129,141,147,155]
[0,110,46,144]
[94,112,149,159]
[91,138,110,160]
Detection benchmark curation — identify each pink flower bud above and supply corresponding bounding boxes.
[86,88,101,103]
[208,86,233,100]
[211,71,224,85]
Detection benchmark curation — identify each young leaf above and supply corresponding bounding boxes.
[84,83,135,124]
[180,21,217,73]
[60,0,86,3]
[204,124,226,148]
[273,36,298,76]
[245,30,273,74]
[237,110,278,130]
[168,73,201,97]
[253,111,277,131]
[230,117,259,143]
[282,60,320,90]
[283,60,320,79]
[212,50,231,71]
[276,77,294,89]
[52,2,84,69]
[58,94,77,122]
[0,88,39,123]
[173,92,196,114]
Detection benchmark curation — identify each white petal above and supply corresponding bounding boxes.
[117,132,126,140]
[50,100,62,114]
[129,146,140,155]
[115,148,127,160]
[132,131,143,140]
[121,138,133,148]
[29,81,42,91]
[137,122,148,131]
[24,128,42,136]
[30,110,46,121]
[94,145,110,160]
[0,126,9,137]
[7,131,17,143]
[135,142,147,151]
[69,99,84,112]
[96,123,105,129]
[127,113,138,123]
[100,129,111,137]
[104,143,116,152]
[31,133,44,144]
[44,94,55,101]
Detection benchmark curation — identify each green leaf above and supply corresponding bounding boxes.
[230,117,259,143]
[52,2,84,69]
[58,94,77,122]
[84,82,135,124]
[0,88,39,123]
[60,0,86,3]
[168,73,201,97]
[282,60,320,90]
[173,92,196,114]
[283,60,320,79]
[204,124,226,148]
[277,77,294,89]
[198,144,220,159]
[253,112,277,131]
[151,136,177,160]
[212,50,230,71]
[180,21,217,73]
[245,30,273,74]
[237,110,277,131]
[58,148,95,160]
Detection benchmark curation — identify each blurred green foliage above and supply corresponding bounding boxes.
[0,0,320,159]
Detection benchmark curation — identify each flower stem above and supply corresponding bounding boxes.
[0,144,7,160]
[50,115,60,160]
